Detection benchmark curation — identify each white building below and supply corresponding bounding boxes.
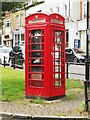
[77,0,90,52]
[77,0,87,52]
[26,0,80,48]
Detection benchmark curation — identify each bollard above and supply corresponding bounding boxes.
[13,57,15,69]
[84,81,88,111]
[85,60,89,80]
[4,56,5,67]
[84,81,90,111]
[84,60,90,111]
[66,62,69,79]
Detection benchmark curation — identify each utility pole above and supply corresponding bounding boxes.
[84,0,90,112]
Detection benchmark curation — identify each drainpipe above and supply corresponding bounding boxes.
[80,0,82,19]
[69,0,70,21]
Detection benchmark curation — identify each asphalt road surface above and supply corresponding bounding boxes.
[66,63,90,80]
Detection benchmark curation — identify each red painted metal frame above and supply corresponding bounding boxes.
[25,13,65,99]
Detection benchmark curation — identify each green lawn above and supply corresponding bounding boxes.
[0,66,25,101]
[0,65,84,101]
[66,79,84,100]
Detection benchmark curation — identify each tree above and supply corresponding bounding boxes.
[1,2,25,12]
[0,0,29,12]
[0,1,28,28]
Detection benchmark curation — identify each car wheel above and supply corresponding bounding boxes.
[9,60,12,67]
[73,57,78,63]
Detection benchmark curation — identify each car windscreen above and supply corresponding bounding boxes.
[0,48,10,53]
[73,48,85,54]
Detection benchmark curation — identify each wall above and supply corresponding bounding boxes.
[71,0,80,22]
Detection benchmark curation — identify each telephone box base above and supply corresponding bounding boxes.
[25,95,66,101]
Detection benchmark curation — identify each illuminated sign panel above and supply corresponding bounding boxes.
[28,19,46,24]
[51,19,63,24]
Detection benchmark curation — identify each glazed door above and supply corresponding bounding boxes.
[28,29,44,88]
[51,27,65,88]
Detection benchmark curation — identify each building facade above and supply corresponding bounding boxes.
[77,0,87,51]
[2,0,89,52]
[26,0,80,48]
[2,11,14,47]
[2,9,25,47]
[77,0,90,52]
[13,9,25,46]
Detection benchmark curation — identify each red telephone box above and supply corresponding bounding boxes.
[25,13,66,99]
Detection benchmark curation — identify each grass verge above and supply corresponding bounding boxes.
[0,66,25,101]
[0,65,84,102]
[66,79,84,100]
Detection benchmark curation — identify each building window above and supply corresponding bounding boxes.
[21,34,25,45]
[15,34,20,45]
[16,15,19,29]
[5,20,11,28]
[21,34,24,41]
[20,14,24,27]
[15,34,17,45]
[63,4,67,17]
[56,6,59,13]
[49,8,53,13]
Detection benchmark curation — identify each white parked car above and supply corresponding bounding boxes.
[65,48,86,63]
[20,45,25,60]
[0,46,12,65]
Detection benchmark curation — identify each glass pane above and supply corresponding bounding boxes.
[55,30,62,36]
[32,44,41,50]
[32,51,41,57]
[55,37,62,43]
[31,66,42,72]
[21,34,24,41]
[55,80,62,87]
[55,66,61,72]
[31,80,44,87]
[31,29,42,36]
[31,74,42,80]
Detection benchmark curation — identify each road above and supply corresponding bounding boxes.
[66,63,90,80]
